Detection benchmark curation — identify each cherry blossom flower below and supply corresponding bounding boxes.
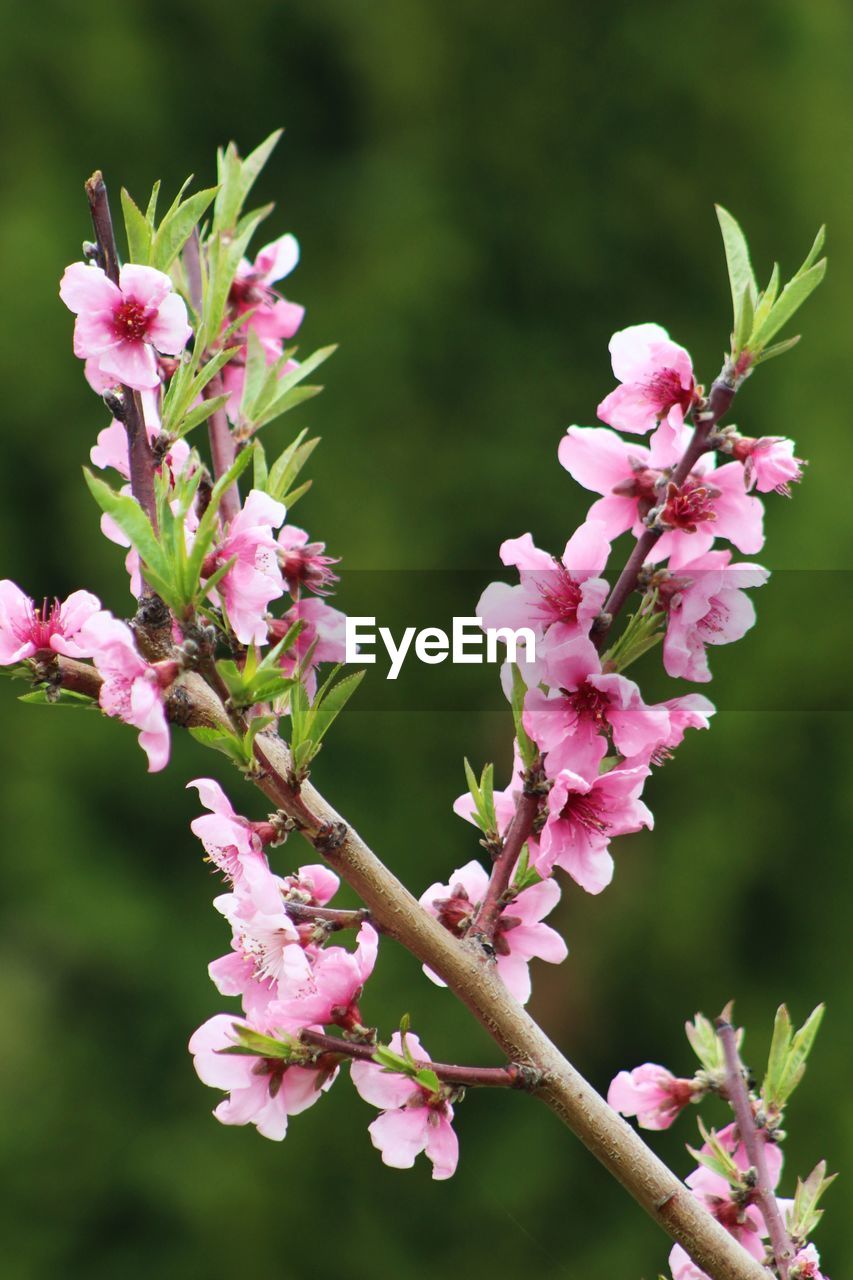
[269,922,379,1034]
[669,1243,712,1280]
[59,262,191,390]
[0,582,100,664]
[525,633,671,780]
[653,551,769,683]
[537,764,653,893]
[350,1031,459,1179]
[477,521,611,673]
[731,435,805,496]
[790,1244,828,1279]
[270,596,348,697]
[277,525,339,596]
[189,1013,334,1141]
[558,427,764,565]
[187,778,282,915]
[683,1121,783,1262]
[221,234,305,419]
[78,610,171,771]
[420,859,568,1004]
[626,693,716,767]
[597,323,697,455]
[607,1063,698,1129]
[279,862,340,908]
[208,489,287,645]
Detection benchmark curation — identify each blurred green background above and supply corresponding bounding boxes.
[0,1,850,1276]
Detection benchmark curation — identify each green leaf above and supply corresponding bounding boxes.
[18,687,96,708]
[750,262,780,334]
[787,1160,836,1241]
[224,1023,296,1060]
[509,663,538,768]
[685,1012,728,1075]
[83,469,175,604]
[716,205,758,330]
[145,180,161,226]
[186,447,255,603]
[213,129,283,235]
[761,1003,824,1113]
[732,283,754,357]
[120,188,152,265]
[266,430,319,504]
[309,669,365,745]
[753,335,801,366]
[750,259,827,351]
[152,186,218,272]
[796,224,826,277]
[414,1068,441,1094]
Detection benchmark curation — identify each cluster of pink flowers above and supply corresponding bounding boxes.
[465,321,802,917]
[187,777,461,1176]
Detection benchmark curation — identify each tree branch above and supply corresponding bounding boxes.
[716,1009,793,1279]
[468,777,541,943]
[300,1029,538,1090]
[283,901,370,932]
[46,653,769,1280]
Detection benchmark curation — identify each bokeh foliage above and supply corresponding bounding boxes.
[0,1,850,1275]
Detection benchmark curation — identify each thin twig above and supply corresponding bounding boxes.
[300,1029,537,1089]
[468,780,541,943]
[717,1008,793,1279]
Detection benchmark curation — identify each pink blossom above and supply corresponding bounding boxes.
[189,1013,334,1141]
[420,859,568,1004]
[607,1063,697,1129]
[60,262,191,390]
[525,633,671,780]
[187,778,282,915]
[277,525,339,596]
[0,582,100,664]
[732,435,805,496]
[270,596,348,697]
[597,323,697,453]
[269,922,379,1034]
[279,862,340,907]
[654,551,769,683]
[558,428,764,565]
[77,611,170,771]
[350,1031,459,1179]
[477,521,611,668]
[628,693,716,767]
[537,764,653,893]
[209,489,286,645]
[684,1121,783,1261]
[669,1244,711,1280]
[790,1244,827,1279]
[222,235,305,420]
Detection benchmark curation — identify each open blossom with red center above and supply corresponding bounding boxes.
[524,633,671,780]
[77,610,171,772]
[731,434,805,496]
[536,764,653,893]
[597,323,698,455]
[267,922,379,1035]
[59,262,191,390]
[648,551,770,683]
[559,426,765,568]
[420,859,568,1004]
[477,520,611,681]
[189,1013,335,1142]
[350,1031,459,1180]
[607,1063,699,1130]
[790,1244,828,1279]
[0,582,101,664]
[681,1120,784,1264]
